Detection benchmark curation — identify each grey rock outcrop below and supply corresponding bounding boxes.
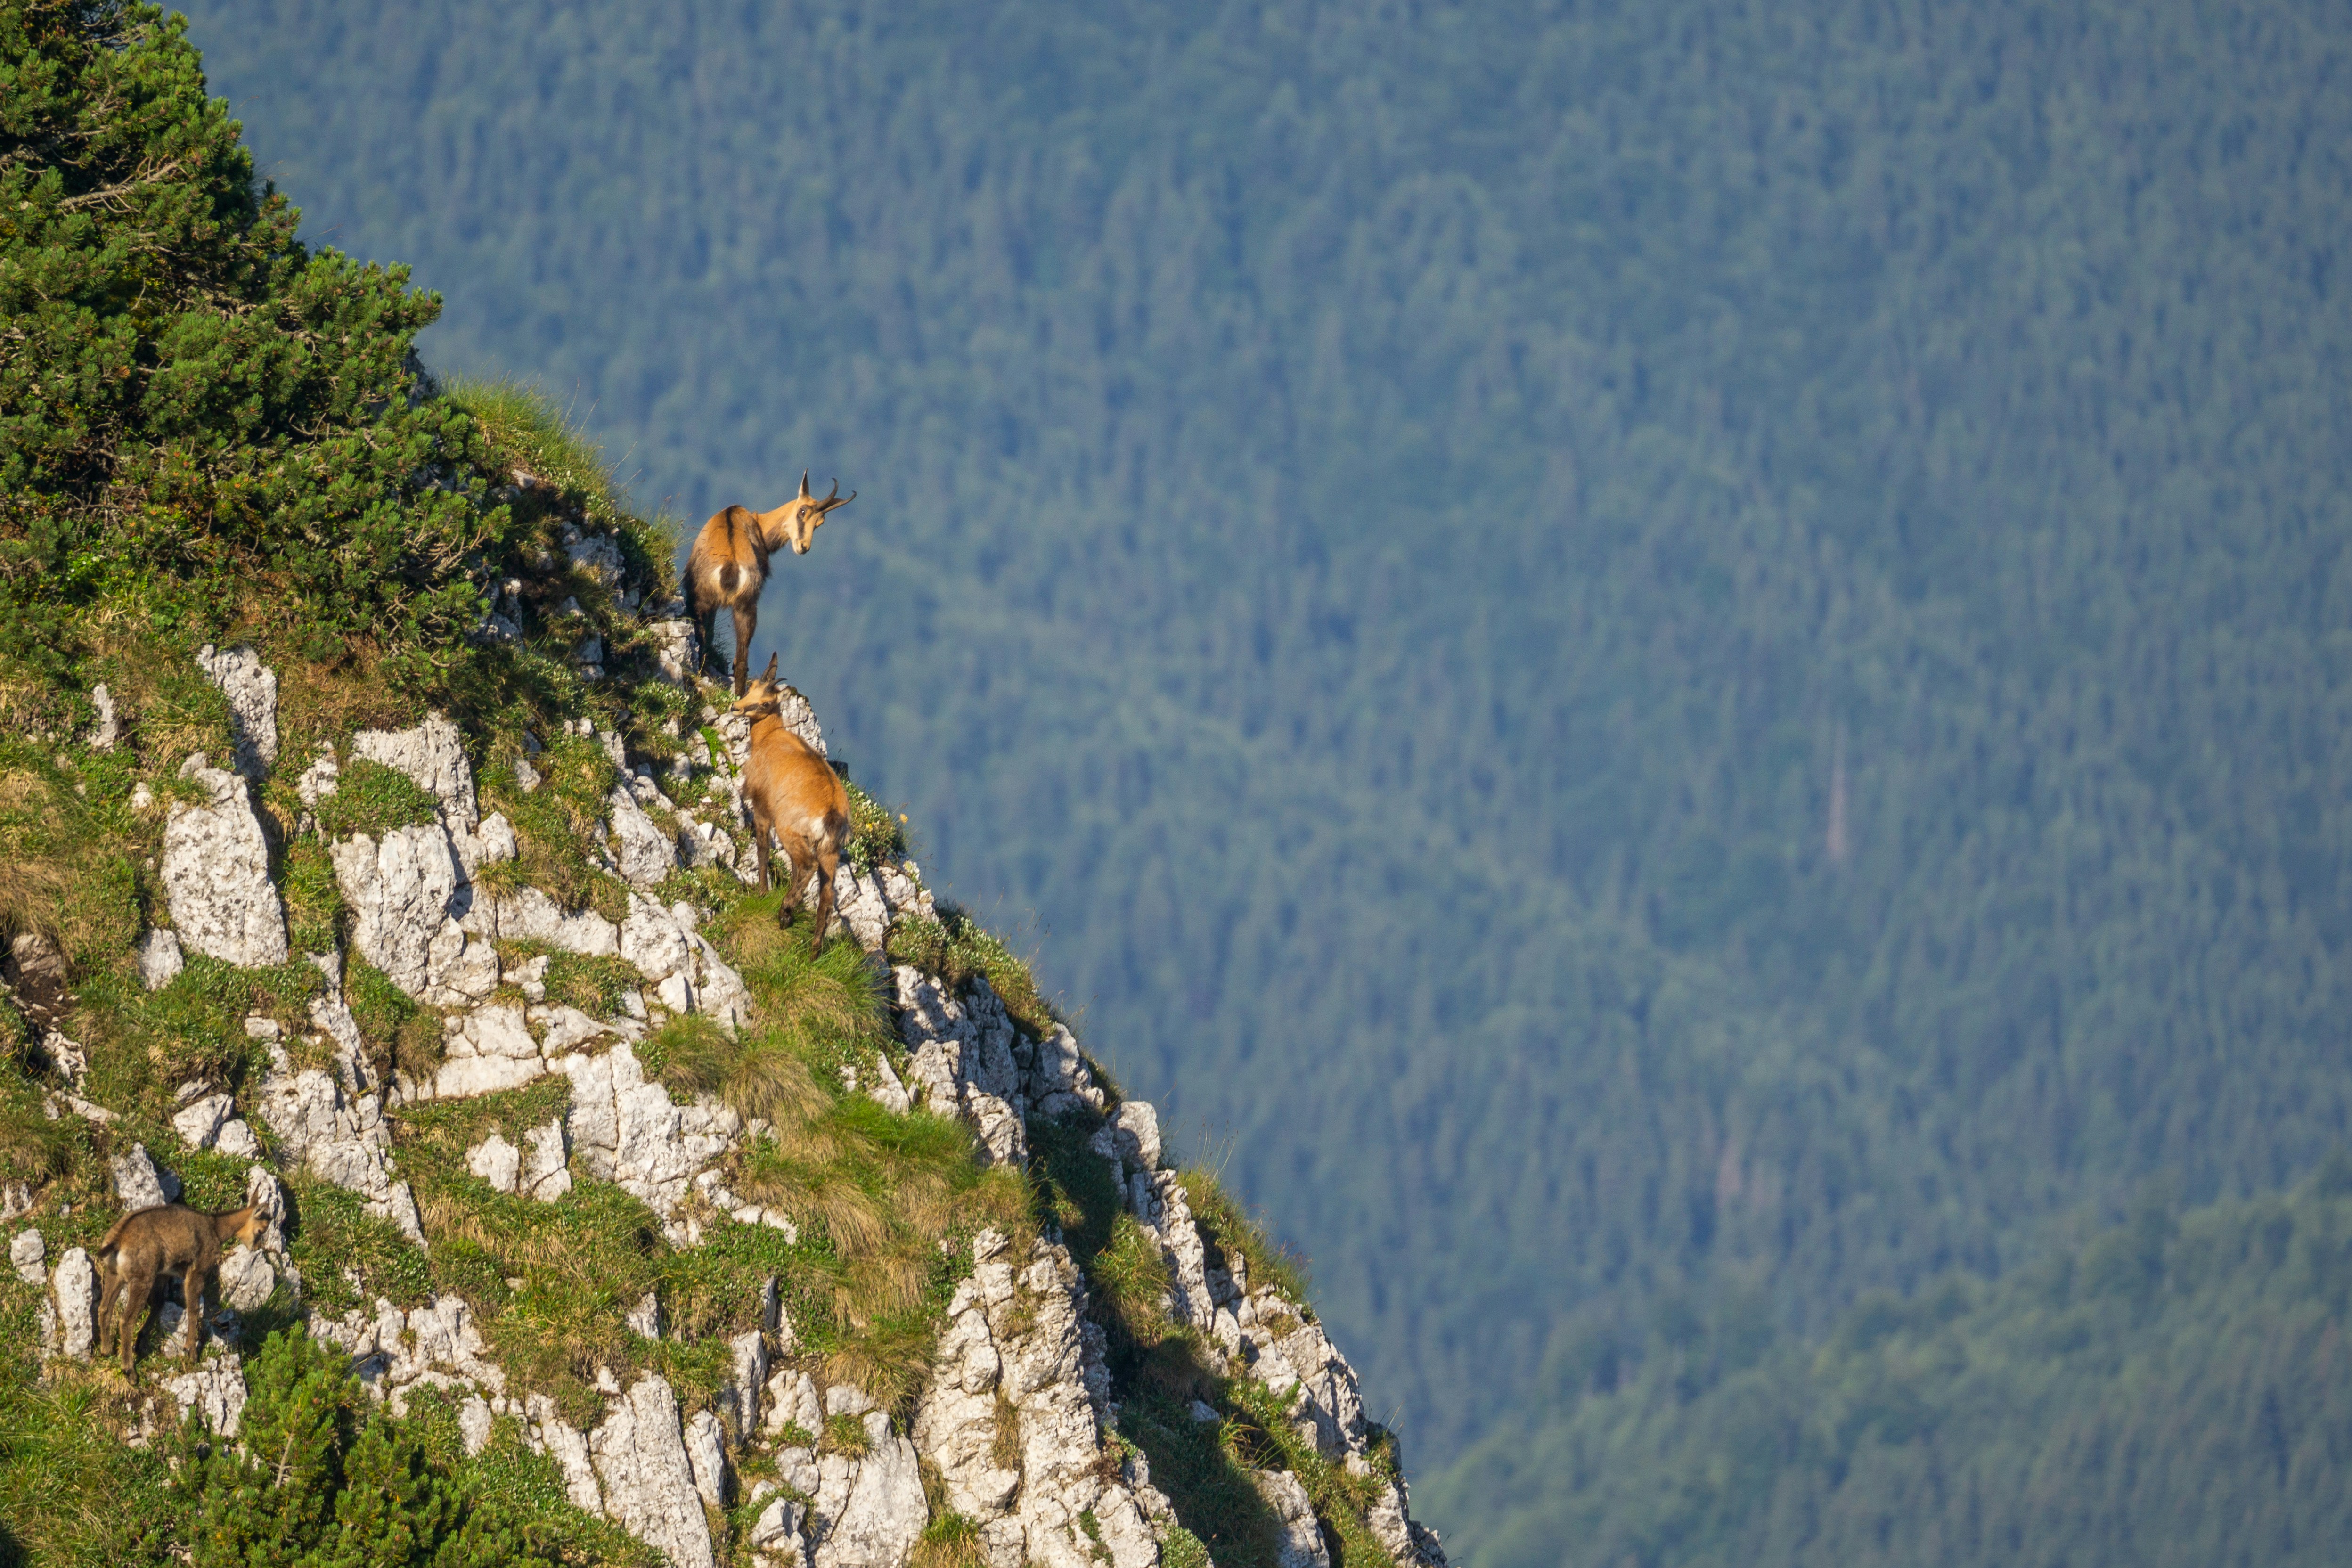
[590,1375,717,1568]
[112,1143,180,1209]
[163,1352,250,1436]
[196,644,279,779]
[256,974,423,1243]
[915,1230,1163,1568]
[353,713,478,830]
[1257,1469,1333,1568]
[332,823,501,1006]
[173,1091,236,1150]
[315,1294,507,1413]
[609,785,678,888]
[564,1042,742,1241]
[9,1228,43,1285]
[162,758,287,966]
[466,1130,522,1192]
[802,1409,928,1568]
[50,1247,98,1358]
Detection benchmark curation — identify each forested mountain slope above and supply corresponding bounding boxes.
[177,0,2352,1558]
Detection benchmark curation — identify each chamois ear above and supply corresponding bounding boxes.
[761,653,779,683]
[798,470,812,500]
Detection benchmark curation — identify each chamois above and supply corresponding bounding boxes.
[732,655,851,952]
[686,472,855,695]
[94,1200,264,1374]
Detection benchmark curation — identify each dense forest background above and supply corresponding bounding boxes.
[177,0,2352,1560]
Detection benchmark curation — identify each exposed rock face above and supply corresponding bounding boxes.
[333,823,503,1006]
[162,758,287,966]
[590,1375,718,1568]
[802,1406,929,1568]
[196,644,279,779]
[564,1042,743,1241]
[315,1294,507,1413]
[162,1353,249,1436]
[49,1246,98,1358]
[1257,1469,1333,1568]
[255,972,423,1242]
[915,1230,1163,1568]
[609,784,678,887]
[10,1228,44,1285]
[353,713,478,829]
[111,1143,180,1209]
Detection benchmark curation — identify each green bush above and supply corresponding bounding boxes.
[176,1329,560,1568]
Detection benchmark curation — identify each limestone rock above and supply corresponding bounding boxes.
[521,1119,573,1200]
[466,1131,522,1192]
[894,969,1027,1167]
[296,745,340,808]
[255,1027,422,1244]
[316,1294,507,1411]
[719,1328,768,1438]
[763,1368,825,1442]
[162,1351,249,1436]
[914,1230,1164,1567]
[137,927,184,991]
[217,1244,276,1311]
[333,823,497,1005]
[196,644,279,779]
[51,1247,98,1358]
[353,713,478,830]
[1260,1319,1368,1460]
[523,1392,604,1512]
[162,760,287,966]
[112,1143,180,1209]
[431,1004,548,1100]
[467,886,620,958]
[11,1228,45,1285]
[684,1407,728,1504]
[460,1394,495,1456]
[805,1410,926,1568]
[1092,1099,1161,1172]
[173,1092,235,1151]
[609,787,678,888]
[88,681,123,749]
[563,1042,742,1238]
[1256,1469,1332,1568]
[589,1375,717,1568]
[1127,1171,1218,1342]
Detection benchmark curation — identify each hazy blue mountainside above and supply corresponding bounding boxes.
[180,0,2352,1557]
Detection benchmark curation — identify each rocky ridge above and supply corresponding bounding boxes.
[7,510,1446,1566]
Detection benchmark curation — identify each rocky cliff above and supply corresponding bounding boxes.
[2,474,1448,1567]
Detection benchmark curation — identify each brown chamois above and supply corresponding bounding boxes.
[94,1200,263,1374]
[732,655,851,951]
[686,471,855,695]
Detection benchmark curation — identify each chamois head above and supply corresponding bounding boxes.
[730,654,785,717]
[766,471,854,556]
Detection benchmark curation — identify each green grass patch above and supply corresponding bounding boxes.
[284,1173,434,1319]
[883,903,1060,1039]
[346,956,445,1083]
[477,733,632,923]
[279,836,344,956]
[840,776,908,873]
[1176,1168,1314,1312]
[313,756,442,840]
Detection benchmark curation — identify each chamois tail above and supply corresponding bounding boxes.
[719,562,741,596]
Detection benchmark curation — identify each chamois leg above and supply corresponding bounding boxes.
[730,605,758,697]
[752,817,774,894]
[115,1261,156,1375]
[808,848,840,956]
[95,1265,122,1362]
[180,1263,205,1364]
[774,833,812,931]
[695,603,720,680]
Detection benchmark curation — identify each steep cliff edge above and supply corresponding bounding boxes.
[2,492,1448,1564]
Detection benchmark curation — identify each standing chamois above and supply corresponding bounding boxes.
[686,472,855,695]
[95,1200,264,1374]
[732,655,851,951]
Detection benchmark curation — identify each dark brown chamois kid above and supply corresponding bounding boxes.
[731,655,851,952]
[686,471,854,695]
[95,1200,263,1374]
